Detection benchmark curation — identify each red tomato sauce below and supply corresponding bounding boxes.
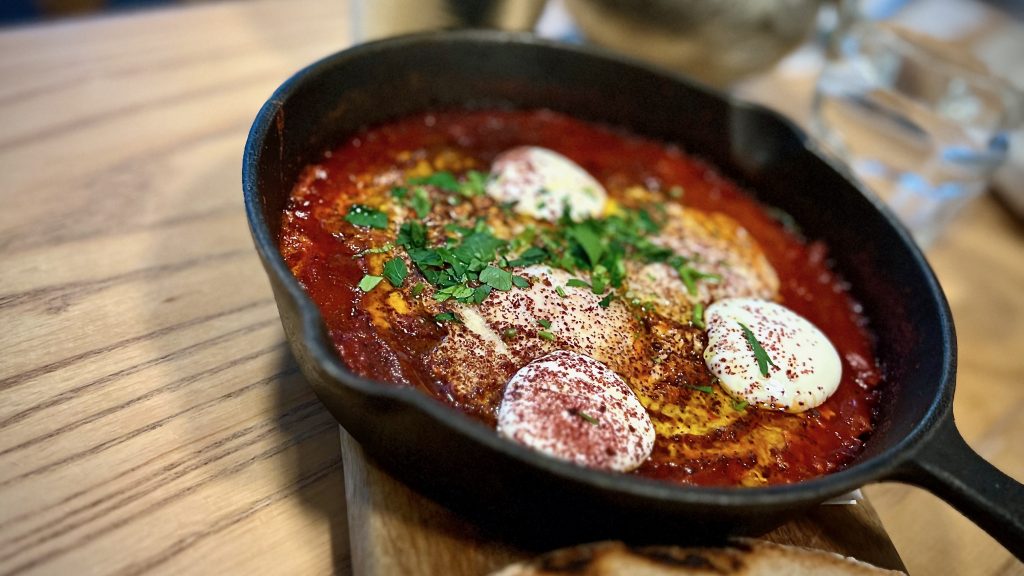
[279,109,881,486]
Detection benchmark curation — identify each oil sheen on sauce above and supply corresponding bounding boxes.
[278,109,882,487]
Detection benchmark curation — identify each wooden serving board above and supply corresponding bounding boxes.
[338,428,905,575]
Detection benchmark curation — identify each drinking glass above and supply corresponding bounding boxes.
[812,21,1022,246]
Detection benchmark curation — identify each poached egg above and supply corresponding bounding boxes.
[703,298,842,412]
[497,350,655,472]
[485,146,607,222]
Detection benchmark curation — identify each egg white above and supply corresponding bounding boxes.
[486,146,606,222]
[703,298,842,413]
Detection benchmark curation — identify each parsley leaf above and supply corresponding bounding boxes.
[538,330,555,341]
[479,266,513,291]
[733,399,749,411]
[511,275,531,288]
[409,171,459,192]
[411,283,425,297]
[411,187,431,218]
[357,275,383,292]
[345,205,388,229]
[565,278,592,289]
[382,258,408,287]
[567,222,604,267]
[598,293,615,308]
[434,284,474,302]
[537,319,552,329]
[692,301,705,329]
[688,384,714,394]
[434,312,461,323]
[396,221,427,249]
[352,242,394,258]
[555,285,566,298]
[461,170,488,197]
[738,322,780,377]
[506,246,548,267]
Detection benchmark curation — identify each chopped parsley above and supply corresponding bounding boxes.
[378,170,723,314]
[410,187,432,218]
[538,330,555,341]
[352,242,394,258]
[479,265,513,291]
[669,255,720,296]
[409,171,460,192]
[738,322,779,377]
[578,411,599,425]
[688,384,714,394]
[345,205,388,229]
[461,170,488,197]
[733,399,749,411]
[382,258,408,287]
[434,312,461,323]
[537,318,552,329]
[357,274,383,292]
[692,301,705,329]
[411,282,425,297]
[503,328,517,339]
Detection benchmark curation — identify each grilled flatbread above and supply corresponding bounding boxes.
[491,539,904,576]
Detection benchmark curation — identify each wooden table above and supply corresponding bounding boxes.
[0,1,1020,574]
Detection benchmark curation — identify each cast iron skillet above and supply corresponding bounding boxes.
[243,31,1023,555]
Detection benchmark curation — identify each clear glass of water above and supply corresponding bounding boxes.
[812,22,1022,246]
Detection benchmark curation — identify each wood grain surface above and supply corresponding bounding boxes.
[0,1,1020,574]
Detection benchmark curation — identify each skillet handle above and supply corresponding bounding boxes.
[901,415,1024,559]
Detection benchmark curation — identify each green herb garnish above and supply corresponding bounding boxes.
[434,283,475,302]
[538,330,555,341]
[598,293,614,308]
[511,275,530,288]
[411,282,425,297]
[733,400,749,411]
[565,278,591,289]
[352,242,394,258]
[410,187,432,218]
[537,319,552,329]
[669,255,720,296]
[345,205,388,229]
[479,265,513,291]
[434,312,461,323]
[409,171,459,192]
[578,411,599,425]
[738,322,779,377]
[692,301,705,329]
[357,275,383,292]
[688,384,715,394]
[461,170,488,197]
[382,258,408,287]
[555,286,567,298]
[503,328,517,339]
